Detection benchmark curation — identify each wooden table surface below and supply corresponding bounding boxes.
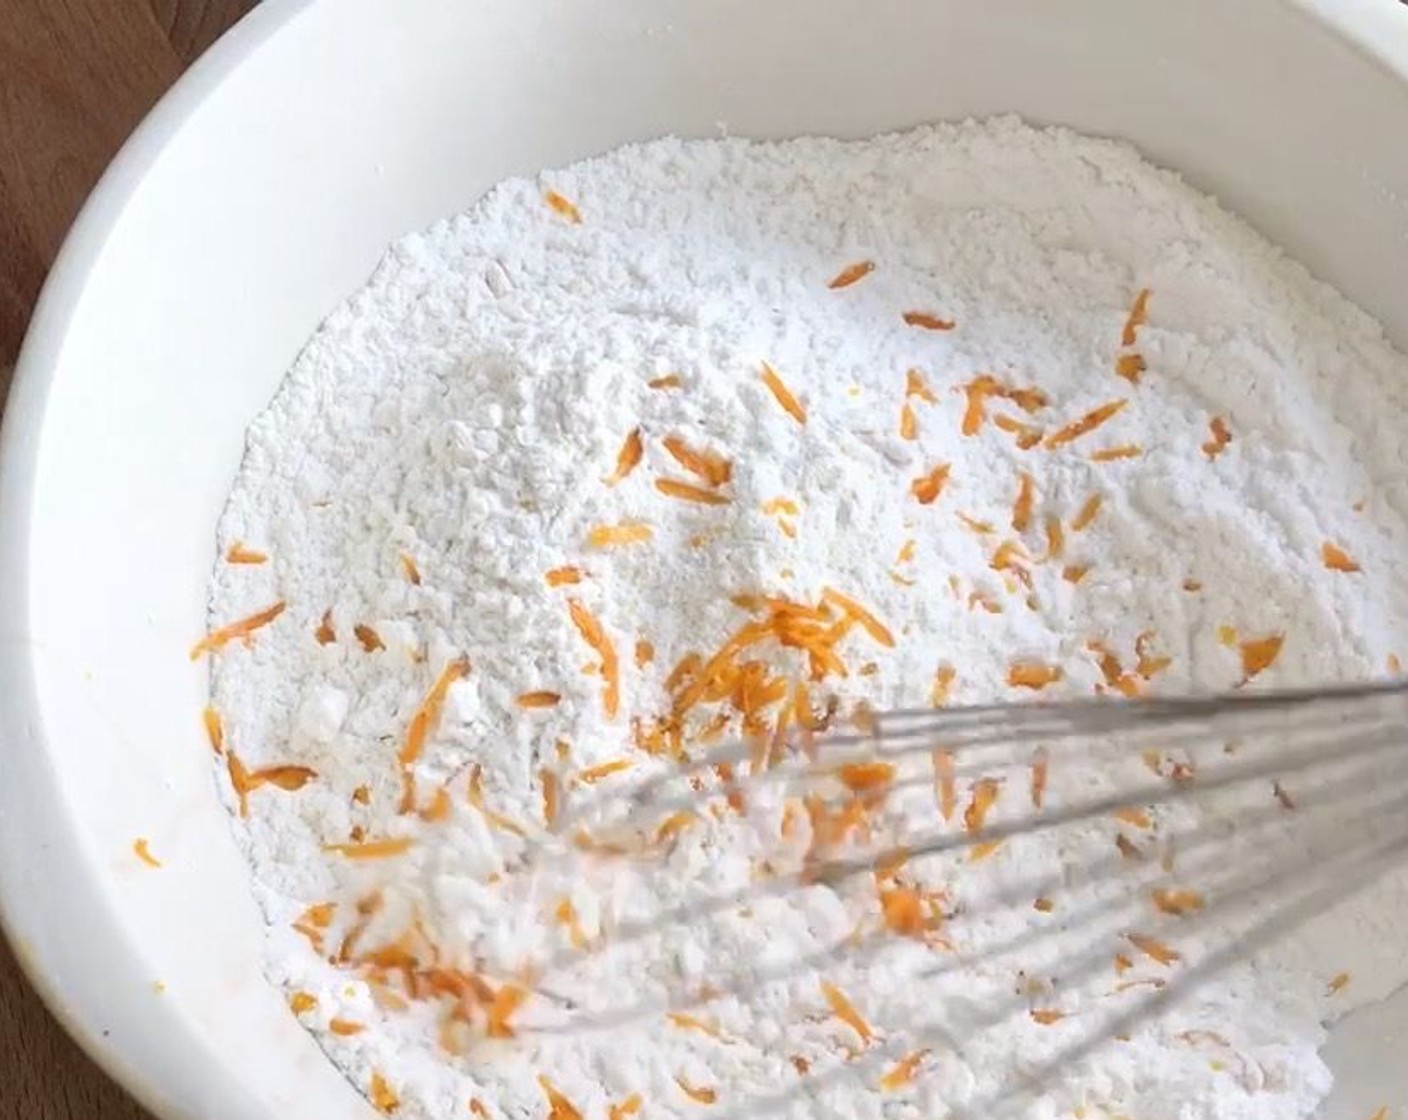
[0,6,255,1115]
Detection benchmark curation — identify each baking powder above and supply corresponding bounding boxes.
[204,117,1408,1120]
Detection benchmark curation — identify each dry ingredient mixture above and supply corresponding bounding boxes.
[200,117,1408,1120]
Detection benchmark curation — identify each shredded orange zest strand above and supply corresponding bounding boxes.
[1034,897,1055,912]
[608,1094,643,1120]
[537,769,559,828]
[820,979,873,1044]
[544,190,582,224]
[836,761,896,795]
[538,1076,585,1120]
[960,376,997,436]
[1114,806,1152,829]
[132,838,161,868]
[649,374,684,390]
[227,752,254,817]
[517,690,561,709]
[1063,564,1090,584]
[469,1100,491,1120]
[587,521,653,549]
[354,624,386,653]
[399,655,471,789]
[1121,288,1152,347]
[899,402,918,440]
[329,1018,365,1036]
[1072,494,1102,532]
[323,836,415,860]
[314,609,336,645]
[822,586,895,647]
[1128,932,1181,966]
[189,600,286,660]
[964,777,1001,834]
[1045,399,1128,449]
[957,513,993,535]
[1008,661,1062,690]
[911,463,951,505]
[1031,748,1049,809]
[202,706,224,755]
[1011,472,1035,532]
[1322,542,1361,573]
[906,368,937,403]
[663,434,732,488]
[225,542,267,564]
[635,638,654,668]
[931,664,956,707]
[895,539,917,565]
[606,428,644,486]
[1240,634,1284,680]
[760,362,807,424]
[1327,972,1351,995]
[668,1012,723,1037]
[369,1071,400,1114]
[1043,516,1065,561]
[577,758,634,784]
[932,750,956,821]
[878,885,925,937]
[485,983,527,1039]
[902,310,955,331]
[656,477,730,506]
[399,553,422,585]
[1030,1009,1066,1025]
[568,599,620,718]
[675,1077,718,1105]
[288,991,316,1014]
[1090,444,1142,462]
[250,764,318,791]
[993,412,1044,450]
[420,786,452,823]
[1115,353,1146,384]
[828,260,875,289]
[970,839,1004,862]
[546,566,583,586]
[655,810,697,844]
[1202,416,1232,460]
[1218,624,1239,647]
[1151,888,1205,916]
[880,1050,928,1091]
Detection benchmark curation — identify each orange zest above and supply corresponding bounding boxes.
[354,624,386,653]
[315,609,336,645]
[368,1073,399,1114]
[899,401,918,440]
[132,838,161,868]
[517,690,561,709]
[1202,416,1232,460]
[911,463,951,505]
[663,434,732,488]
[902,310,955,331]
[323,836,415,860]
[648,374,684,390]
[1128,932,1181,966]
[190,601,286,660]
[879,1050,928,1091]
[587,521,652,549]
[674,1077,718,1105]
[1044,399,1128,449]
[329,1018,365,1036]
[931,664,956,707]
[1151,888,1205,916]
[1240,634,1284,681]
[1090,444,1142,462]
[1030,747,1049,809]
[608,1095,642,1120]
[1012,472,1035,532]
[398,656,471,806]
[202,707,225,755]
[546,566,584,586]
[544,190,582,224]
[905,368,937,403]
[568,599,620,718]
[821,586,895,647]
[399,553,422,585]
[225,542,267,564]
[288,991,316,1014]
[1008,661,1063,690]
[1121,288,1152,346]
[539,1076,585,1120]
[932,750,956,821]
[656,478,730,506]
[1322,542,1361,573]
[964,777,1001,834]
[1072,493,1102,532]
[1115,353,1146,384]
[576,758,634,784]
[760,361,807,424]
[250,764,318,791]
[828,260,875,289]
[820,979,873,1044]
[605,428,644,485]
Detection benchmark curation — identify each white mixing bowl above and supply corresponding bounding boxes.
[3,1,1408,1117]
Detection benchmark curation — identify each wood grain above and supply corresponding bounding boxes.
[0,4,254,1114]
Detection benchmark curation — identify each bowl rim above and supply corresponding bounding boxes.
[0,0,1405,1115]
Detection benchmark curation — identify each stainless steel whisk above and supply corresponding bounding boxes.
[508,681,1408,1119]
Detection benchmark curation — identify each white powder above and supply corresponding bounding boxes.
[205,116,1408,1120]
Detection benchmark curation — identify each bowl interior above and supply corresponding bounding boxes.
[3,1,1408,1117]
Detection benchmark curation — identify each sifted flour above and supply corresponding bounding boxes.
[203,117,1408,1120]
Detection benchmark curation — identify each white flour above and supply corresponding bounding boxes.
[204,117,1408,1120]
